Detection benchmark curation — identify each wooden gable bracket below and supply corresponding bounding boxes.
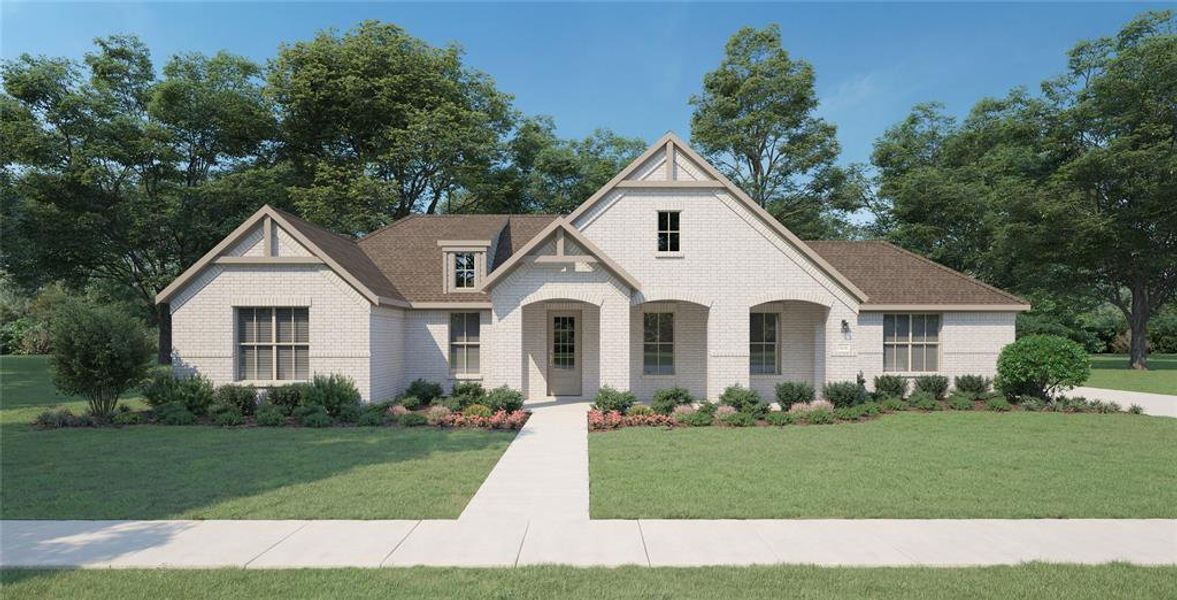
[533,228,599,264]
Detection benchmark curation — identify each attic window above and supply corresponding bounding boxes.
[657,211,680,252]
[454,253,476,289]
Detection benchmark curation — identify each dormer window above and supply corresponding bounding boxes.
[454,252,476,289]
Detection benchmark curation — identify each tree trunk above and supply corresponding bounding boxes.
[1128,281,1149,370]
[157,303,172,365]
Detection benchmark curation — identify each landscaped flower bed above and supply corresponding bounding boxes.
[587,377,1144,432]
[31,375,530,431]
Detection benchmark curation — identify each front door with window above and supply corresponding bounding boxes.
[547,311,582,396]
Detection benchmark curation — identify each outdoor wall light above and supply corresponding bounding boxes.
[841,319,850,333]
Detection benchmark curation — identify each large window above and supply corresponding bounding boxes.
[643,312,674,375]
[453,252,476,289]
[237,307,309,381]
[883,314,940,372]
[750,312,779,375]
[449,312,481,375]
[657,211,680,252]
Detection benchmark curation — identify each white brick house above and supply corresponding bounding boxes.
[157,134,1029,402]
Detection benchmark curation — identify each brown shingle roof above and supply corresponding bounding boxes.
[356,214,558,303]
[272,207,406,302]
[805,240,1028,307]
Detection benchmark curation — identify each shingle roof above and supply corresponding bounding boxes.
[805,240,1028,307]
[356,214,558,303]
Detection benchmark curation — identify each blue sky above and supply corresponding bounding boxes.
[1,2,1166,165]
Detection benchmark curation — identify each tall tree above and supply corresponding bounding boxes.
[1,37,277,361]
[690,24,861,239]
[267,21,514,233]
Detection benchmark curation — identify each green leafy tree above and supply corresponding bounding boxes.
[690,24,862,238]
[50,299,154,417]
[267,21,514,232]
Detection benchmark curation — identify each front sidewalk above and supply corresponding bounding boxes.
[3,399,1175,568]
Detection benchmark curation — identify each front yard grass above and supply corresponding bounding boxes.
[589,412,1177,519]
[1087,353,1176,395]
[0,355,513,519]
[3,564,1175,600]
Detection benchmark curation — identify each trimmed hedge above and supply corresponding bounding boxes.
[873,375,908,399]
[996,335,1090,399]
[774,381,814,410]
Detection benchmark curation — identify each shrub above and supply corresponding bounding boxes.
[953,375,991,398]
[697,400,718,416]
[913,375,949,400]
[878,396,905,412]
[1129,404,1144,415]
[357,408,385,427]
[464,403,493,418]
[266,384,306,415]
[671,405,696,417]
[627,405,654,417]
[424,405,451,426]
[449,381,485,409]
[155,402,196,426]
[946,393,974,411]
[214,384,258,416]
[32,408,92,429]
[651,387,694,415]
[399,395,423,410]
[873,375,907,399]
[678,410,713,427]
[719,384,768,416]
[834,406,863,421]
[399,412,427,427]
[775,381,815,410]
[141,368,179,408]
[301,374,362,418]
[49,299,154,418]
[621,413,676,428]
[294,404,333,427]
[715,405,737,418]
[721,411,757,427]
[587,410,623,431]
[1091,400,1121,414]
[389,405,410,421]
[788,400,834,413]
[112,410,144,426]
[1019,397,1045,412]
[211,404,245,426]
[996,335,1090,399]
[859,401,880,417]
[822,381,866,408]
[255,404,287,427]
[1049,395,1093,413]
[985,396,1012,412]
[906,390,938,411]
[406,379,444,404]
[765,411,795,426]
[483,386,525,412]
[592,385,636,413]
[799,408,835,425]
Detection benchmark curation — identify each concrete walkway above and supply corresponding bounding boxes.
[1073,386,1177,418]
[3,399,1175,568]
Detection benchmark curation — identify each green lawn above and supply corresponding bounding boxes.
[1087,353,1176,395]
[589,412,1177,519]
[3,564,1175,600]
[0,355,513,519]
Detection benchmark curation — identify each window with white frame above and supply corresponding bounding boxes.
[883,314,940,372]
[643,312,674,375]
[237,307,309,381]
[657,211,680,252]
[453,252,476,289]
[750,312,779,375]
[449,312,480,375]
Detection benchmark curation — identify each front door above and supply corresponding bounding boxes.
[547,311,582,396]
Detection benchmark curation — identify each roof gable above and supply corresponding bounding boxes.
[480,219,642,291]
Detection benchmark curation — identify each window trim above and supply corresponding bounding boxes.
[656,210,680,254]
[749,312,780,376]
[453,252,476,290]
[642,311,675,376]
[882,313,942,373]
[449,312,482,377]
[236,306,310,382]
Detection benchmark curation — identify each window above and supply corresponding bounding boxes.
[657,211,680,252]
[449,312,481,375]
[643,312,674,375]
[552,315,576,368]
[750,313,779,375]
[454,252,476,289]
[237,307,309,381]
[883,314,940,372]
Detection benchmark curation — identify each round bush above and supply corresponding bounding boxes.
[463,403,493,418]
[302,374,361,418]
[255,404,287,427]
[996,335,1090,399]
[399,412,427,427]
[913,375,949,400]
[357,409,386,427]
[49,300,154,418]
[212,405,245,426]
[985,396,1012,412]
[627,405,655,417]
[265,384,306,415]
[592,386,636,413]
[872,375,907,400]
[155,402,196,426]
[405,379,444,404]
[953,375,991,398]
[946,393,974,411]
[907,390,938,411]
[774,381,815,410]
[822,381,867,408]
[215,384,258,416]
[449,382,485,409]
[718,384,768,416]
[765,411,795,426]
[484,386,524,412]
[651,387,694,415]
[294,404,333,427]
[399,395,423,410]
